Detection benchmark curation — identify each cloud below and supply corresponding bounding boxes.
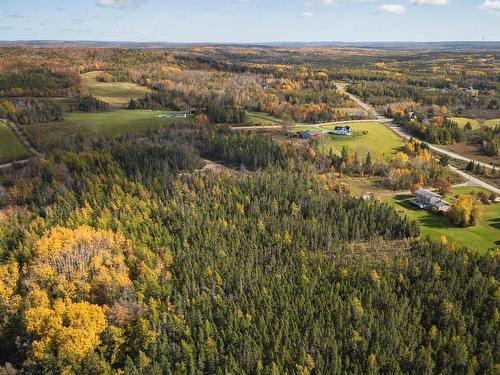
[479,0,500,12]
[300,11,314,17]
[307,0,373,4]
[410,0,448,5]
[96,0,145,9]
[377,4,406,14]
[3,12,24,18]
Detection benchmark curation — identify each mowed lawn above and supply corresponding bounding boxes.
[321,121,403,159]
[24,110,193,148]
[81,71,152,108]
[245,112,283,125]
[0,120,30,163]
[389,187,500,255]
[450,117,500,130]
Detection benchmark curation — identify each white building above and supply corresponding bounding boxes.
[410,188,450,212]
[329,126,352,136]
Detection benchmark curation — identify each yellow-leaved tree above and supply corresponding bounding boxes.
[26,225,132,304]
[449,195,483,227]
[25,299,106,363]
[0,263,21,331]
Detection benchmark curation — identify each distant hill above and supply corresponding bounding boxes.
[0,40,499,51]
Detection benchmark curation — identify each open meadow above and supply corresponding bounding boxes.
[245,112,284,125]
[321,121,403,159]
[0,120,30,163]
[450,117,500,130]
[389,186,500,255]
[81,71,152,107]
[23,110,193,149]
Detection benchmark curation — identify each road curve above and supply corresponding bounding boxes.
[337,84,498,170]
[0,120,42,170]
[448,165,500,195]
[388,123,497,170]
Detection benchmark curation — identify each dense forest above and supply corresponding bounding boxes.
[0,124,498,374]
[0,46,497,122]
[0,45,499,374]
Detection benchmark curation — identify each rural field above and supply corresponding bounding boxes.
[450,117,500,130]
[389,186,500,255]
[245,112,283,125]
[81,71,152,107]
[0,120,29,163]
[321,121,403,159]
[23,110,193,149]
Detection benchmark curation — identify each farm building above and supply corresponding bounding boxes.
[295,130,322,139]
[329,126,352,136]
[410,188,451,212]
[158,113,188,119]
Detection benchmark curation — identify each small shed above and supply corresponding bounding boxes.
[295,130,322,139]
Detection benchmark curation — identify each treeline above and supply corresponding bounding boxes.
[0,95,112,126]
[392,111,464,145]
[467,124,500,157]
[348,79,498,115]
[0,98,64,125]
[0,65,80,97]
[129,91,246,124]
[70,95,110,112]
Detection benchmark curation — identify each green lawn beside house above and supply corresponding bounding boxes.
[388,186,500,255]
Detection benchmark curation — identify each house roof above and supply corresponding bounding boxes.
[416,188,441,200]
[432,200,450,207]
[298,130,321,135]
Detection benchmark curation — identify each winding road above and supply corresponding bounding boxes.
[1,92,498,194]
[236,86,499,194]
[0,120,42,170]
[336,84,497,171]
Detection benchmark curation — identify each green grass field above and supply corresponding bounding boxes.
[81,71,152,108]
[335,82,349,89]
[450,117,500,130]
[245,112,284,125]
[0,120,30,163]
[483,118,500,127]
[321,121,403,159]
[389,186,500,255]
[24,110,193,149]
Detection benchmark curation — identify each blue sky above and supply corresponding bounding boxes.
[0,0,499,42]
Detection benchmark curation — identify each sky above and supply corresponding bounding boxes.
[0,0,499,43]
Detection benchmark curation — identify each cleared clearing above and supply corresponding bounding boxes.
[23,110,193,149]
[81,71,152,107]
[321,121,403,159]
[0,120,30,163]
[450,117,500,130]
[245,112,284,125]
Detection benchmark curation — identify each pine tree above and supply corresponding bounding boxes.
[363,152,372,174]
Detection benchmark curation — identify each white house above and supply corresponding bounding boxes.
[410,188,450,212]
[329,126,352,136]
[158,113,188,119]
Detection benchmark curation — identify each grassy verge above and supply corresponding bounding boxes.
[81,71,152,108]
[0,120,30,163]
